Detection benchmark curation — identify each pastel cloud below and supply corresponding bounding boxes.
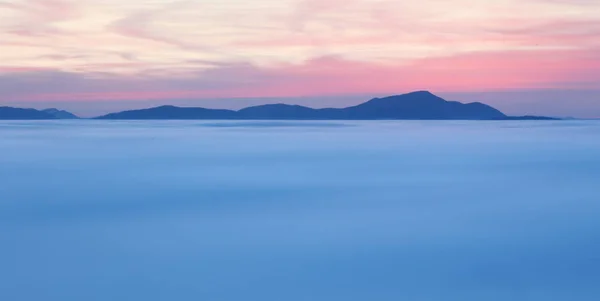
[0,0,599,116]
[3,49,598,101]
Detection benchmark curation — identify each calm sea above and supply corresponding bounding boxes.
[1,120,600,301]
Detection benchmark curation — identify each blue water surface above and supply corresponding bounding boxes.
[1,120,599,301]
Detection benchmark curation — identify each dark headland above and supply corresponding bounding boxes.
[0,107,79,120]
[95,91,556,120]
[2,91,556,120]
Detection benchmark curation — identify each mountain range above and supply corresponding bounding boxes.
[41,108,79,119]
[0,107,52,120]
[0,107,79,120]
[1,91,556,120]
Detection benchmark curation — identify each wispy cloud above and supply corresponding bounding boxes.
[0,0,599,116]
[2,47,598,103]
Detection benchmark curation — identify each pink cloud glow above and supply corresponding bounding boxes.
[3,48,598,104]
[0,0,599,116]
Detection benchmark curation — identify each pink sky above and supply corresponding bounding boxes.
[0,0,599,117]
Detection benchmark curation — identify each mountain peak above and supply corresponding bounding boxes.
[42,108,79,119]
[407,90,436,96]
[363,91,445,107]
[394,90,441,100]
[154,105,180,109]
[1,107,57,120]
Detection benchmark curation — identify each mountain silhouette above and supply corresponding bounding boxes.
[96,91,553,120]
[42,108,79,119]
[0,107,60,120]
[1,91,557,120]
[330,91,507,119]
[98,105,238,120]
[238,104,323,119]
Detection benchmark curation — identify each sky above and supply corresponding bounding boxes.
[0,0,599,117]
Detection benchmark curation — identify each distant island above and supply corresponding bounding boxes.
[1,91,557,120]
[0,107,79,120]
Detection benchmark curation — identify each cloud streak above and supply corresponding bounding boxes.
[2,48,598,102]
[0,0,599,116]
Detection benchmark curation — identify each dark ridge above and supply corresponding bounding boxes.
[238,104,318,120]
[96,90,514,120]
[42,108,79,119]
[96,105,238,120]
[1,91,558,121]
[0,107,58,120]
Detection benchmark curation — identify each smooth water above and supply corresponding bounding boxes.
[1,120,599,301]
